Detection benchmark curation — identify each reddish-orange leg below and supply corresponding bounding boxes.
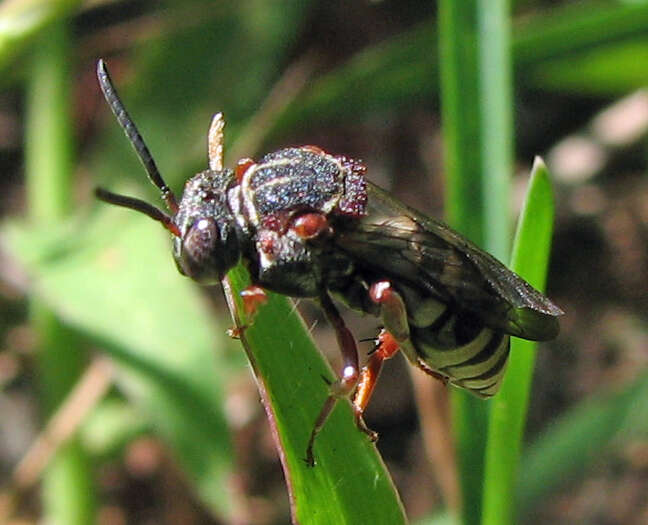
[370,281,450,385]
[227,285,268,338]
[306,279,412,466]
[352,329,401,441]
[349,280,412,441]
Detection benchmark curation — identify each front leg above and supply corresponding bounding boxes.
[306,291,361,466]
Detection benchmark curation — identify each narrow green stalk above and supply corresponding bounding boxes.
[25,29,73,221]
[439,2,514,523]
[439,1,483,245]
[477,0,512,261]
[25,22,95,524]
[482,159,555,525]
[439,3,486,523]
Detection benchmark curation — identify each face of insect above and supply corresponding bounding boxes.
[172,169,241,284]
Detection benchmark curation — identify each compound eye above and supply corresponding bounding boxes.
[184,217,220,267]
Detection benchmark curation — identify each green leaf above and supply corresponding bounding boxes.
[439,3,514,522]
[439,3,487,521]
[225,266,407,524]
[272,21,437,135]
[517,370,648,516]
[25,19,95,525]
[0,0,82,74]
[81,399,149,459]
[482,158,556,525]
[526,38,648,95]
[415,511,460,525]
[3,211,238,517]
[270,2,648,137]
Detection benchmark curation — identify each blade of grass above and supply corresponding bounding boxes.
[525,38,648,95]
[439,2,514,522]
[224,266,407,525]
[477,0,513,261]
[439,4,487,523]
[5,2,317,518]
[517,370,648,516]
[0,0,82,73]
[271,1,648,138]
[24,21,95,524]
[481,158,556,525]
[3,211,238,518]
[513,2,648,68]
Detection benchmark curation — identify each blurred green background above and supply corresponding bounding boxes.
[0,1,646,524]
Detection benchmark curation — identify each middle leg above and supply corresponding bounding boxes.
[306,291,361,466]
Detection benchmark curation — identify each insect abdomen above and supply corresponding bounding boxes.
[388,283,510,397]
[336,275,512,398]
[409,302,510,398]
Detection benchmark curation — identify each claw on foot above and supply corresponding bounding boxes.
[226,325,248,339]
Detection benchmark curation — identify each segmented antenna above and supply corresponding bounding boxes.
[96,59,179,214]
[95,188,181,237]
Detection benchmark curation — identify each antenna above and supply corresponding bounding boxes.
[95,188,181,237]
[96,59,178,214]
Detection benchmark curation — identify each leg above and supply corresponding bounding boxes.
[370,279,450,387]
[352,329,401,441]
[306,292,360,466]
[349,278,455,435]
[227,285,268,339]
[347,280,413,438]
[240,285,268,318]
[369,281,410,342]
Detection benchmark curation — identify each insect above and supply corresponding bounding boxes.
[95,59,563,466]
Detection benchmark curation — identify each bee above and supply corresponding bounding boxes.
[95,59,563,466]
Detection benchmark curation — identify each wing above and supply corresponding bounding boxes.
[334,182,563,341]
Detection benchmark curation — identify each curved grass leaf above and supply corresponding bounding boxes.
[2,212,238,518]
[225,266,407,524]
[517,370,648,516]
[482,158,556,525]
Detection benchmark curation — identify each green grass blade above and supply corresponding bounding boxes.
[24,21,96,524]
[225,266,407,524]
[481,158,556,525]
[513,2,648,67]
[3,212,238,517]
[0,0,82,73]
[440,2,514,522]
[439,3,486,522]
[272,21,437,135]
[439,0,483,243]
[517,370,648,517]
[477,0,513,261]
[269,2,648,139]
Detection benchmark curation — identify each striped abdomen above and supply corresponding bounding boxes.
[399,286,510,398]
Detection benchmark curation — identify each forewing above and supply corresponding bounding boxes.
[334,182,562,341]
